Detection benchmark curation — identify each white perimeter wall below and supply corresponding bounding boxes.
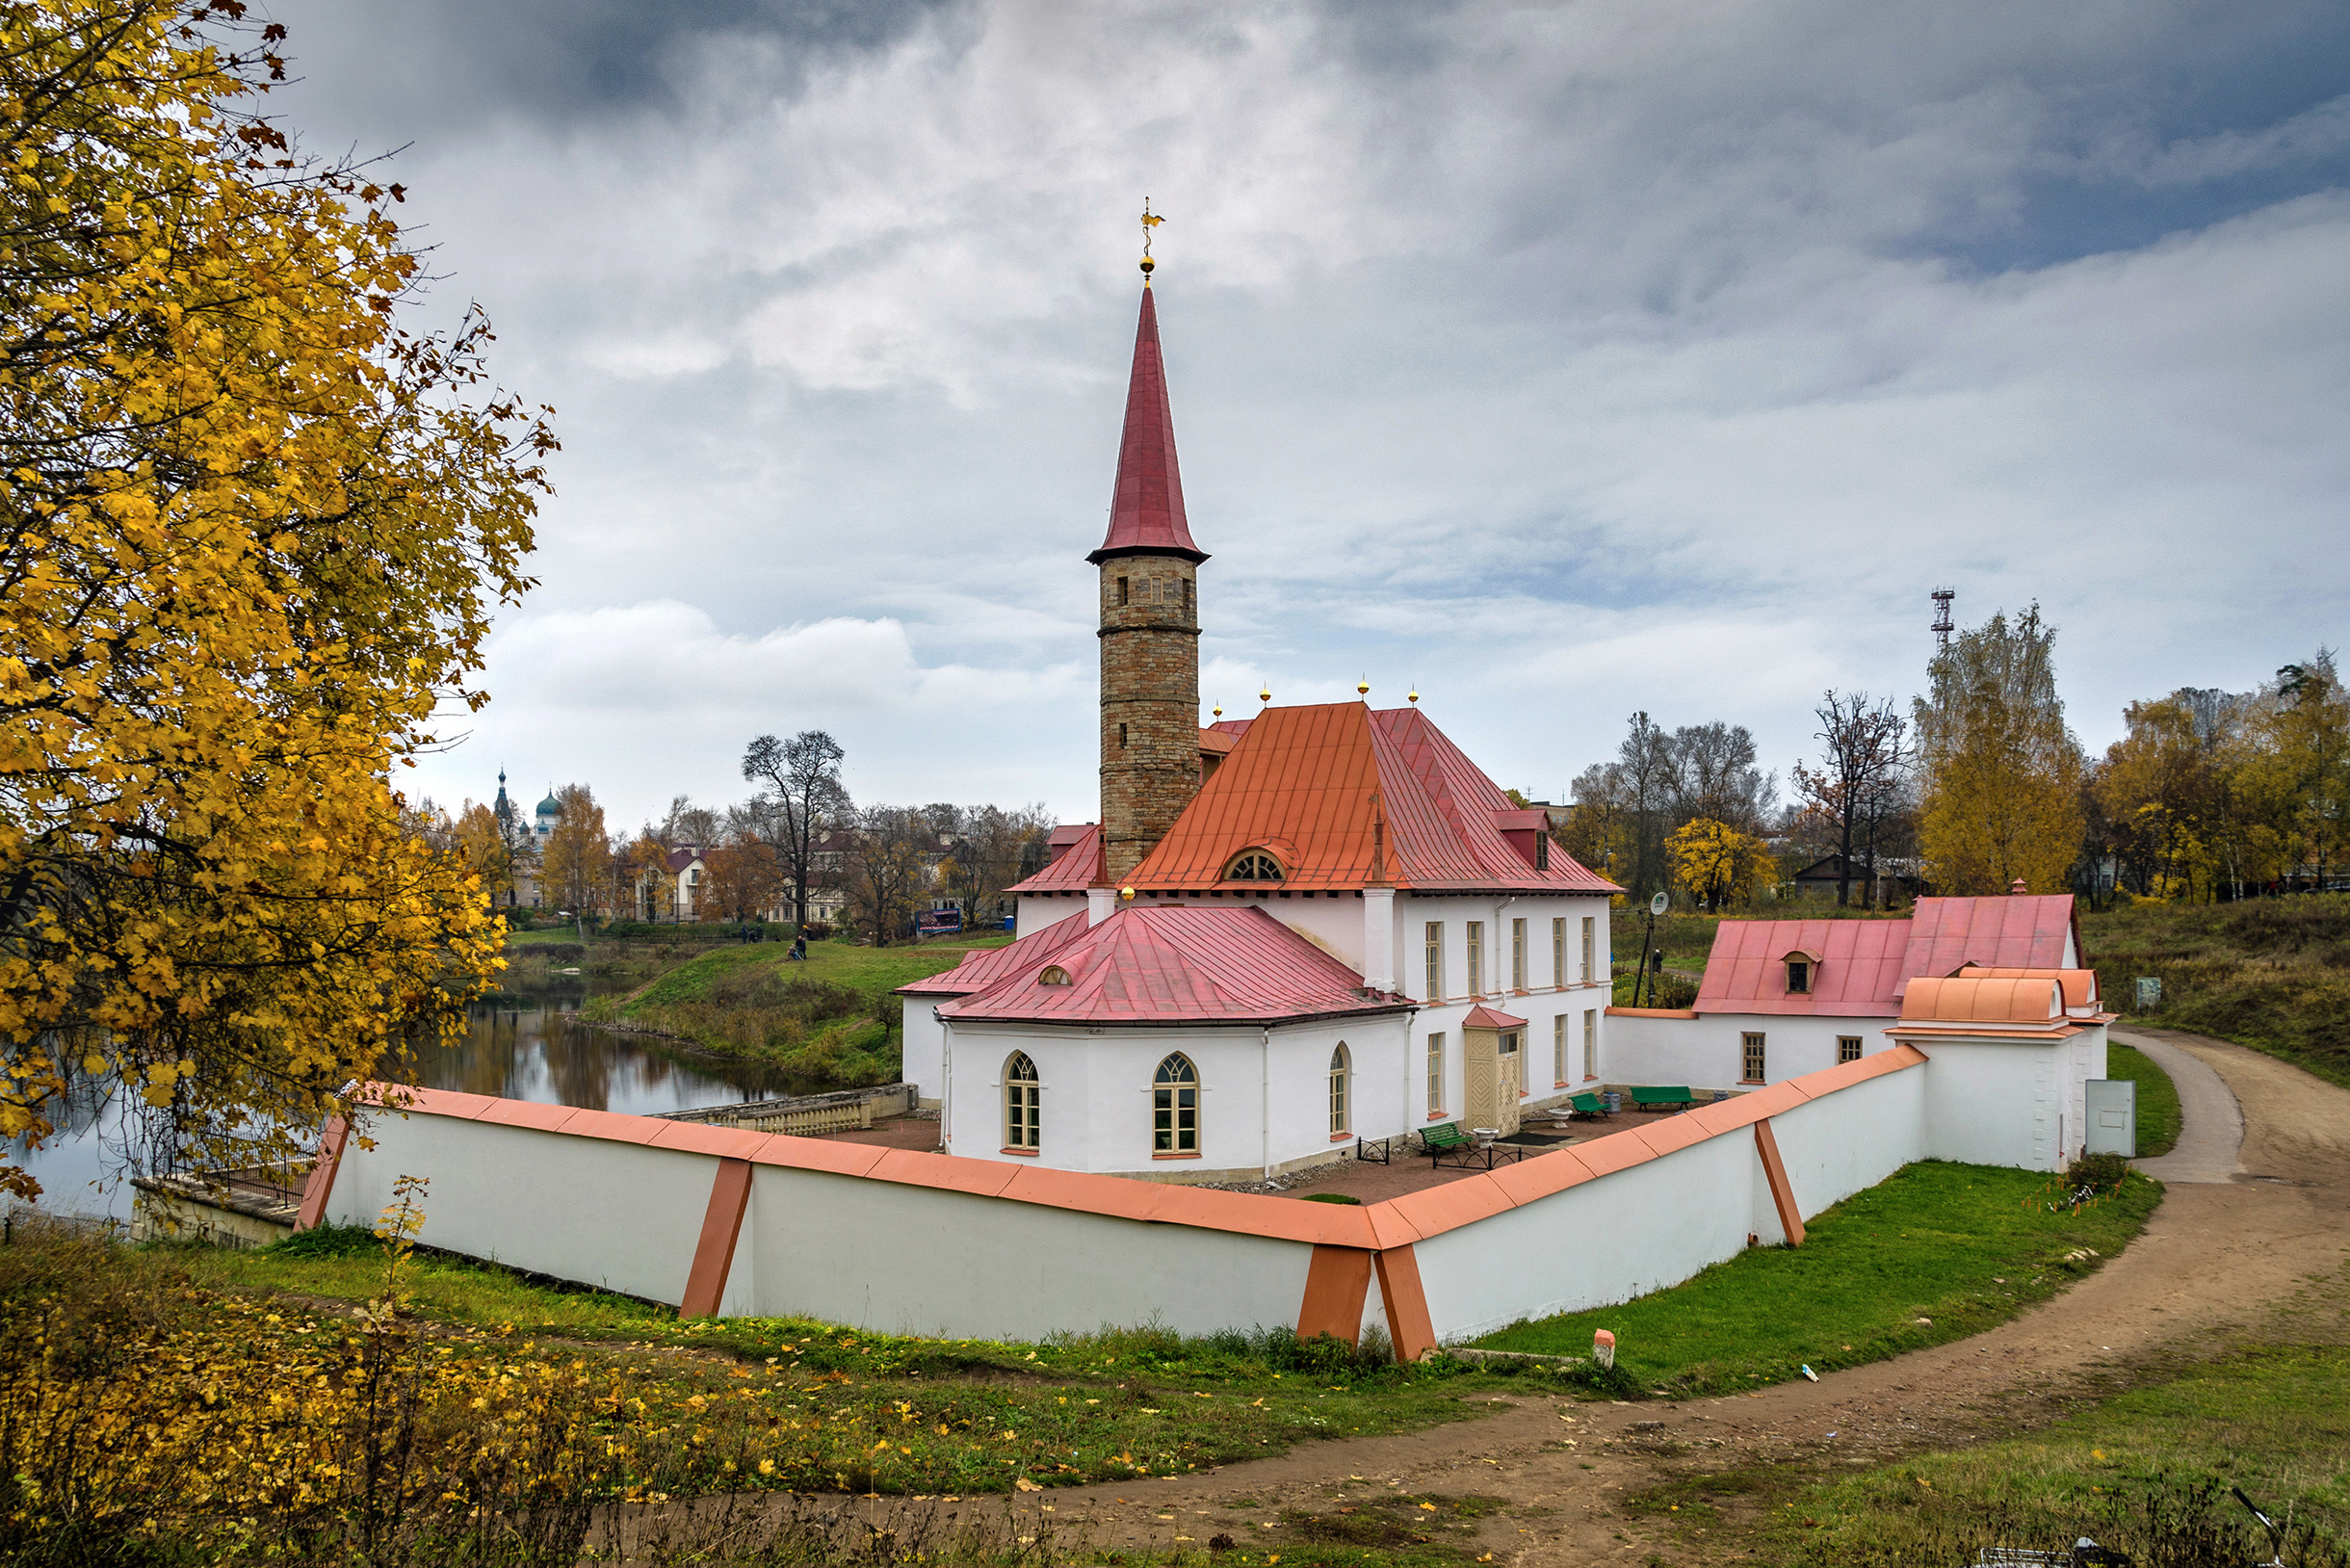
[324,1032,2078,1343]
[1414,1063,1928,1340]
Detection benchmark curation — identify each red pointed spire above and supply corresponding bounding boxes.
[1089,285,1207,565]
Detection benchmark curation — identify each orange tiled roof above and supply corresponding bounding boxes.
[1123,702,1620,894]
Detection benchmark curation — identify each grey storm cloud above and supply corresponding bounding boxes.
[258,0,2350,832]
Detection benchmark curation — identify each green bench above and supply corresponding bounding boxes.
[1630,1085,1697,1112]
[1569,1091,1612,1120]
[1419,1121,1524,1169]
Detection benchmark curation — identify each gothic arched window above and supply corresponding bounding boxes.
[1005,1052,1040,1151]
[1153,1053,1198,1154]
[1224,849,1283,882]
[1328,1043,1351,1137]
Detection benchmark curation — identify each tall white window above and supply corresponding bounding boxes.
[1582,1009,1598,1080]
[1511,918,1527,990]
[1553,918,1566,986]
[1425,1032,1445,1115]
[1004,1052,1040,1151]
[1580,917,1596,982]
[1553,1014,1566,1085]
[1424,922,1444,1000]
[1328,1044,1351,1137]
[1466,922,1484,996]
[1153,1054,1199,1153]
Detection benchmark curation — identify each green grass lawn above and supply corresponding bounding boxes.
[1765,1338,2350,1565]
[2083,893,2350,1090]
[178,1231,1508,1498]
[1472,1161,2161,1397]
[2104,1041,2182,1158]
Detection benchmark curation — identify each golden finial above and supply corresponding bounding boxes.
[1119,884,1136,901]
[1259,685,1271,704]
[1211,702,1222,719]
[1356,676,1370,698]
[1140,197,1164,281]
[1407,685,1420,704]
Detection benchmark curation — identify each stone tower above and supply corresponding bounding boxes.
[1091,275,1207,884]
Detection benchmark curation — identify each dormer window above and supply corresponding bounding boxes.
[1781,949,1822,995]
[1038,965,1071,985]
[1224,849,1283,882]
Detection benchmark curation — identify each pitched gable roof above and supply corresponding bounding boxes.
[938,904,1407,1027]
[1005,823,1102,894]
[1689,895,2084,1017]
[1123,703,1619,894]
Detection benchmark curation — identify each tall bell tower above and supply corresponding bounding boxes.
[1092,219,1206,885]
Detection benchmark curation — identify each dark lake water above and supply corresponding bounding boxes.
[9,971,784,1224]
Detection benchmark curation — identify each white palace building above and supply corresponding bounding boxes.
[896,268,2115,1185]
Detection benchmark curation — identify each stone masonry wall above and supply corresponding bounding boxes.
[1099,557,1200,882]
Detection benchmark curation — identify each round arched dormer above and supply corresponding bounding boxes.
[1224,849,1283,882]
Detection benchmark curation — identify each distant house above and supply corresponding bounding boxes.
[1789,852,1923,906]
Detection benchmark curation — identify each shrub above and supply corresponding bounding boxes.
[2065,1151,2132,1195]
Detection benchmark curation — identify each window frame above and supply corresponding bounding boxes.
[1116,575,1130,607]
[1511,918,1528,991]
[1328,1043,1351,1138]
[1152,1053,1200,1155]
[1004,1052,1041,1153]
[1580,916,1595,982]
[1553,1013,1566,1086]
[1741,1032,1767,1085]
[1424,921,1444,1001]
[1425,1032,1445,1117]
[1466,921,1484,997]
[1224,849,1283,882]
[1553,918,1565,986]
[1839,1035,1863,1064]
[1582,1008,1598,1081]
[1786,959,1811,995]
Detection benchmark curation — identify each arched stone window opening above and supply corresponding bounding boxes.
[1153,1053,1199,1154]
[1005,1052,1040,1151]
[1328,1042,1351,1137]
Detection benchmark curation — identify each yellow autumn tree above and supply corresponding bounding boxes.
[0,2,553,1195]
[1913,605,2085,895]
[1664,817,1776,910]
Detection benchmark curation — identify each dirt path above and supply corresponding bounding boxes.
[990,1029,2350,1563]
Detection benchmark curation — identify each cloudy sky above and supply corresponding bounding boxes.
[266,0,2350,832]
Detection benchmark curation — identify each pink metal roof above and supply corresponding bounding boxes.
[1902,896,2077,992]
[1690,895,2083,1017]
[939,904,1406,1027]
[894,913,1094,998]
[1088,286,1205,566]
[1006,823,1103,894]
[1462,1004,1529,1030]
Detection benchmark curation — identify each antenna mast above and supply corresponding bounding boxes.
[1930,588,1955,650]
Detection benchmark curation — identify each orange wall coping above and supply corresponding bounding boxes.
[358,1042,1929,1253]
[1605,1006,1699,1019]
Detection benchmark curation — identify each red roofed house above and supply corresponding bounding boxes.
[1607,893,2114,1167]
[897,266,1621,1181]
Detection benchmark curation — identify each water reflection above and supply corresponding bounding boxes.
[11,969,783,1221]
[424,978,783,1116]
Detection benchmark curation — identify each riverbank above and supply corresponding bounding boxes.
[551,932,1010,1089]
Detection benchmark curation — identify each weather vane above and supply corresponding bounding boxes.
[1140,197,1164,279]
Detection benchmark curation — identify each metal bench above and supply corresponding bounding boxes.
[1419,1121,1525,1169]
[1630,1085,1696,1112]
[1569,1091,1612,1120]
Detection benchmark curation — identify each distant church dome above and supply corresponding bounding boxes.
[536,790,561,819]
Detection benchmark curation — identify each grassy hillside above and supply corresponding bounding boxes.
[2082,894,2350,1090]
[584,934,1013,1088]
